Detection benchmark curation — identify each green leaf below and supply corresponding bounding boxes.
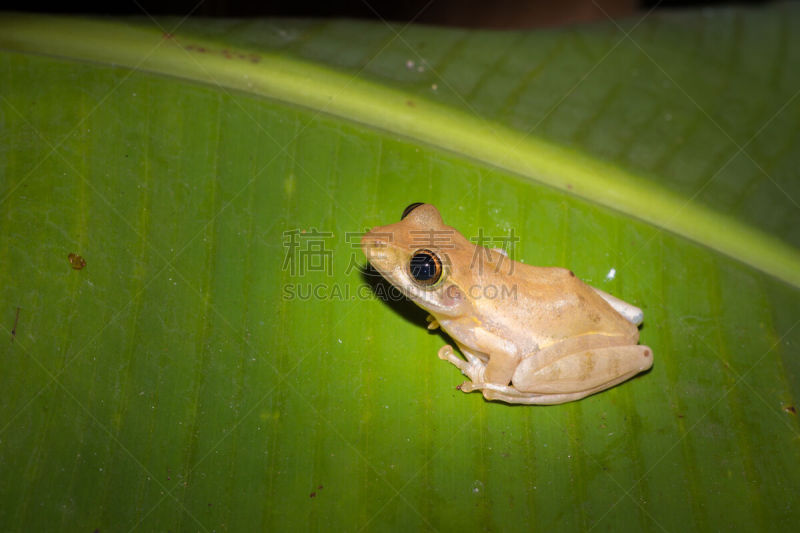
[1,7,799,532]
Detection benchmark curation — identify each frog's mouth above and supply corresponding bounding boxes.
[360,235,405,290]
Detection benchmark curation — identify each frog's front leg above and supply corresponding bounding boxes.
[437,345,486,383]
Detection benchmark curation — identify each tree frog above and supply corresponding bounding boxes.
[361,203,653,405]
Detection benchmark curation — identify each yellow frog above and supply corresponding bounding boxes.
[361,203,653,405]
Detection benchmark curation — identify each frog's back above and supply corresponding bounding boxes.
[474,259,638,350]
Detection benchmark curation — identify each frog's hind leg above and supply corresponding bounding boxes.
[463,344,652,405]
[591,287,643,326]
[473,383,596,405]
[513,344,653,396]
[481,371,640,405]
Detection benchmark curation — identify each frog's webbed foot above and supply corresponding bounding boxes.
[426,314,440,330]
[438,345,485,382]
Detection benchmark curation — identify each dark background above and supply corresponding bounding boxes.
[4,0,770,28]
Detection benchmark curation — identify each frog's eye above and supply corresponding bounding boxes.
[401,202,425,220]
[409,249,443,286]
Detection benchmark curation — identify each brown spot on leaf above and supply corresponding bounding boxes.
[783,405,797,415]
[11,307,20,342]
[310,491,316,498]
[68,253,86,270]
[406,100,416,107]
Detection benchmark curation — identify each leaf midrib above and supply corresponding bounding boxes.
[2,13,799,287]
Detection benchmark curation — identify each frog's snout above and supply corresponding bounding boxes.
[360,230,386,261]
[360,229,381,249]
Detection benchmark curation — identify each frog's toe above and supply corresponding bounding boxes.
[459,381,479,393]
[437,344,454,360]
[438,345,470,372]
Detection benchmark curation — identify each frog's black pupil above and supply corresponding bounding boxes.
[410,251,440,284]
[401,202,425,220]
